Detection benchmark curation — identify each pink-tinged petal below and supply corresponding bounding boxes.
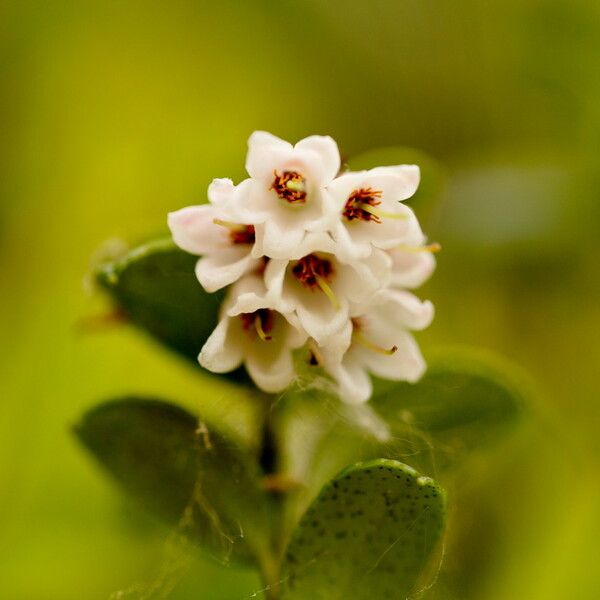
[195,248,256,293]
[168,205,228,255]
[198,317,244,373]
[294,135,341,183]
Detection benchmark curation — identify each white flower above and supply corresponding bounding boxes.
[328,166,421,259]
[168,131,438,402]
[318,289,434,404]
[168,202,263,293]
[199,275,307,393]
[258,233,391,345]
[224,131,342,259]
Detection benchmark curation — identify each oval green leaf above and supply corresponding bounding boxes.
[75,397,272,567]
[96,238,221,362]
[281,459,446,599]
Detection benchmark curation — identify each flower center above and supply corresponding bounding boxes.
[343,188,383,222]
[229,224,255,245]
[271,170,307,205]
[213,219,256,245]
[240,309,274,341]
[292,254,334,289]
[292,254,339,308]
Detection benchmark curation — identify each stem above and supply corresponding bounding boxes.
[258,402,284,599]
[259,412,278,476]
[259,553,281,600]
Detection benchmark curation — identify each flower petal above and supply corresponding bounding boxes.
[368,165,420,199]
[246,131,293,179]
[244,309,304,392]
[227,274,277,316]
[168,205,228,255]
[330,220,373,260]
[326,355,373,405]
[356,330,426,383]
[370,289,434,331]
[260,218,307,259]
[295,293,349,345]
[389,249,436,289]
[317,319,352,364]
[198,317,245,373]
[245,343,296,393]
[195,247,257,292]
[264,259,289,306]
[337,249,391,304]
[207,178,235,206]
[294,135,341,183]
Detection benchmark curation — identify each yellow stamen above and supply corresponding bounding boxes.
[315,274,340,309]
[213,218,246,231]
[286,179,306,193]
[354,331,397,355]
[359,203,408,220]
[254,314,272,341]
[396,242,442,253]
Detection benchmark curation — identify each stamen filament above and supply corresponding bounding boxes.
[254,314,272,341]
[308,339,324,366]
[354,331,397,355]
[396,242,442,253]
[213,218,246,231]
[359,203,407,220]
[315,275,340,309]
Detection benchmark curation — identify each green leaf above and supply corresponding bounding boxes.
[346,146,447,226]
[281,459,446,599]
[95,237,251,383]
[96,238,222,363]
[371,348,527,469]
[75,397,272,566]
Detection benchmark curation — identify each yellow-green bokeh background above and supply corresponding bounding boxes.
[1,1,599,598]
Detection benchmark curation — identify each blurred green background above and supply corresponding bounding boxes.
[1,1,599,598]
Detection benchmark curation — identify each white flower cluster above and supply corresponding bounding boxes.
[168,132,437,404]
